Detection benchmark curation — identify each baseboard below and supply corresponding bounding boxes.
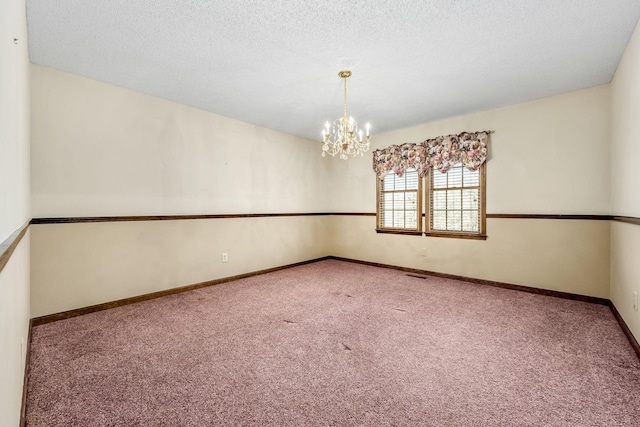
[327,256,610,305]
[608,302,640,360]
[31,256,331,326]
[20,319,33,427]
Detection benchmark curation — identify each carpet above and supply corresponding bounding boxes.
[25,260,640,426]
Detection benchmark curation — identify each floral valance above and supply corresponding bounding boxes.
[372,131,490,178]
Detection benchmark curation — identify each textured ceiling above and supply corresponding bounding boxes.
[27,0,640,141]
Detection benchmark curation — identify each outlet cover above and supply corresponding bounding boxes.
[222,253,228,263]
[634,291,638,312]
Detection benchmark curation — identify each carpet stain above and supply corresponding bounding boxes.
[331,291,354,298]
[393,308,407,312]
[616,359,639,370]
[406,274,428,280]
[283,319,296,324]
[342,343,352,351]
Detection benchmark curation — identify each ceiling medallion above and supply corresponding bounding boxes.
[321,70,370,159]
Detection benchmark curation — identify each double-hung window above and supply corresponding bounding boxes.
[376,168,422,234]
[426,163,486,239]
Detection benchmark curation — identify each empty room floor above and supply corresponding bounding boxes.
[25,260,640,426]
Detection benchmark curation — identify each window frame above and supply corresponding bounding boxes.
[425,163,487,240]
[375,168,423,236]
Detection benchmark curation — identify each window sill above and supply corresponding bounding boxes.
[376,229,423,236]
[424,232,487,240]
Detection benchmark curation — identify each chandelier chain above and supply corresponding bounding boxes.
[343,75,347,118]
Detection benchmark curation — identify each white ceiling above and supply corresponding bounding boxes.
[26,1,640,141]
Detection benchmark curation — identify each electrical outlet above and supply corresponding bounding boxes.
[420,248,427,257]
[221,252,228,263]
[634,291,638,312]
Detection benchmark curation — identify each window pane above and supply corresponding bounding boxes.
[383,193,393,210]
[382,211,393,227]
[433,211,446,230]
[405,169,419,190]
[462,189,478,210]
[405,212,417,228]
[447,190,461,210]
[448,166,462,188]
[383,173,395,191]
[433,190,446,210]
[462,168,479,187]
[447,211,462,231]
[387,168,417,191]
[393,211,404,228]
[462,211,479,232]
[433,171,447,189]
[394,193,405,211]
[406,193,417,210]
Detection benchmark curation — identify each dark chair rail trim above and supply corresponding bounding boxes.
[30,212,626,225]
[7,213,638,277]
[30,212,333,224]
[611,216,640,226]
[486,214,612,220]
[0,220,30,276]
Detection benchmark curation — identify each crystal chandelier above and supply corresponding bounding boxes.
[321,70,371,159]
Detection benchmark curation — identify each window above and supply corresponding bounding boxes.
[374,163,486,239]
[372,131,489,239]
[376,168,422,234]
[426,163,486,239]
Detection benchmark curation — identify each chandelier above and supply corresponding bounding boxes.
[321,70,371,159]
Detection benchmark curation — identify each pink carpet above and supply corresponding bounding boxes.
[26,260,640,426]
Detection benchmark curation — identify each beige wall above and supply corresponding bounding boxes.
[1,1,30,239]
[0,234,30,425]
[0,0,30,424]
[328,85,611,214]
[30,66,334,317]
[31,64,330,217]
[610,19,640,341]
[31,217,330,317]
[611,222,640,338]
[327,86,612,298]
[330,216,610,298]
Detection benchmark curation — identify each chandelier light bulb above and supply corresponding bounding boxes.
[320,70,371,159]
